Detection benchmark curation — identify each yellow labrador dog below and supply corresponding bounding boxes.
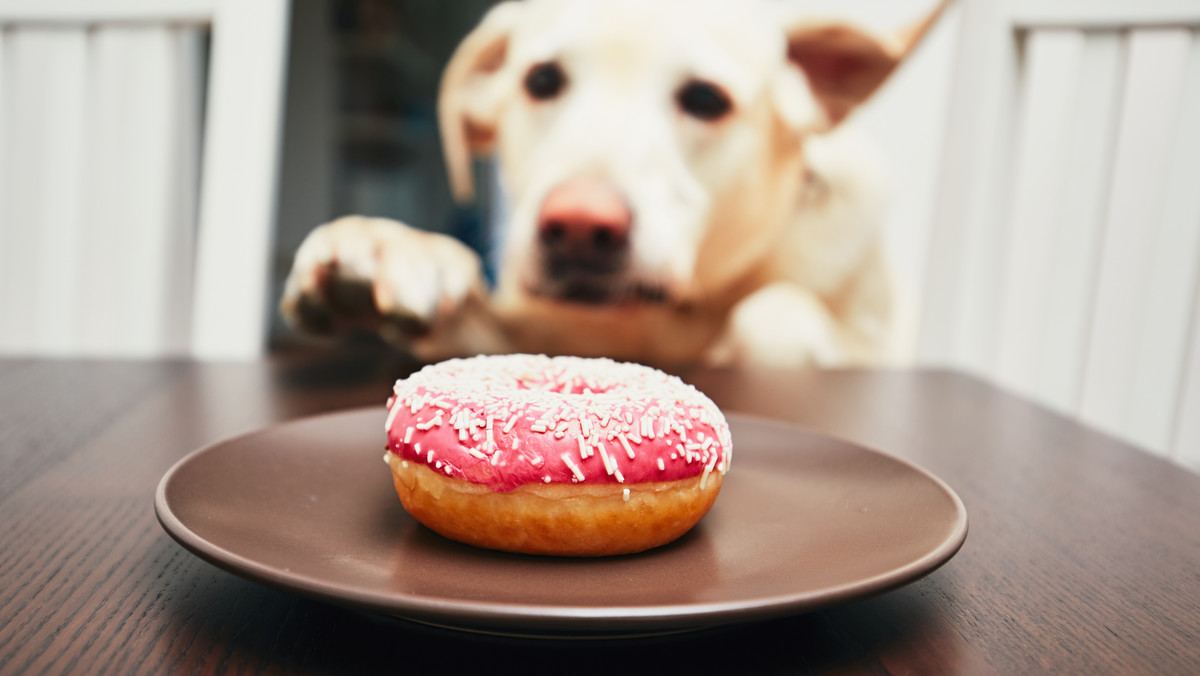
[282,0,949,368]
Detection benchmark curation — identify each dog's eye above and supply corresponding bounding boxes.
[524,62,566,100]
[677,80,732,121]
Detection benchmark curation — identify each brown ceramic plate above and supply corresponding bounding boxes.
[155,408,967,637]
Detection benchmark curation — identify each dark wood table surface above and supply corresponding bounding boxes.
[2,343,1198,674]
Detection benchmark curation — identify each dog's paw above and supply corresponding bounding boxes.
[280,216,484,343]
[707,283,842,368]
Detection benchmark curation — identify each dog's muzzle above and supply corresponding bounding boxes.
[534,178,634,304]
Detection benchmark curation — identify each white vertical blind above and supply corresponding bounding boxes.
[1176,260,1200,469]
[994,30,1084,400]
[77,27,189,356]
[0,24,203,357]
[0,29,40,352]
[922,0,1200,465]
[0,29,6,347]
[0,0,286,359]
[0,30,88,353]
[1122,30,1200,454]
[1033,32,1124,412]
[1079,29,1194,452]
[30,30,88,354]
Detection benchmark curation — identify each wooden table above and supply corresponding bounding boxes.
[2,344,1198,674]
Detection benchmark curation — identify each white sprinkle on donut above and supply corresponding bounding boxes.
[561,453,585,482]
[384,354,731,492]
[617,433,635,460]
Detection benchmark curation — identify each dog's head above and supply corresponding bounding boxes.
[439,0,944,307]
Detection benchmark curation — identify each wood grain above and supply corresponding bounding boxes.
[1,345,1198,674]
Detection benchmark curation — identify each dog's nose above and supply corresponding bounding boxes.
[537,179,632,268]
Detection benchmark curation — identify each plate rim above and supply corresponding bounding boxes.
[155,407,968,632]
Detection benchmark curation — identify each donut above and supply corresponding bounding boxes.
[383,354,732,556]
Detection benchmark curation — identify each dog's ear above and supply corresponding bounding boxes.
[439,2,524,202]
[780,0,951,129]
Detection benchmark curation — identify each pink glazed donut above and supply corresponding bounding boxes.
[383,354,732,556]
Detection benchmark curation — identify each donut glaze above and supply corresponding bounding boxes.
[384,354,732,493]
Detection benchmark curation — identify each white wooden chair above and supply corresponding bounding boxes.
[919,0,1200,468]
[0,0,289,359]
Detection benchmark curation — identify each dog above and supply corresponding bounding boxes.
[281,0,950,369]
